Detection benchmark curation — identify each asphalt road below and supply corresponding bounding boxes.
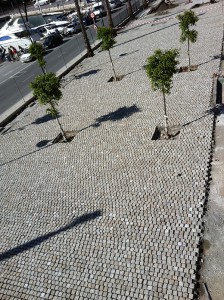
[0,1,138,115]
[0,33,86,114]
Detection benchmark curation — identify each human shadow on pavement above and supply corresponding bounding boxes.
[0,210,102,262]
[115,22,178,48]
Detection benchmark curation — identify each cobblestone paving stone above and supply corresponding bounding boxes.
[0,2,223,299]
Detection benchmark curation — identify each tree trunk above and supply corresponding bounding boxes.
[187,37,191,71]
[142,0,148,9]
[55,115,67,142]
[51,103,68,142]
[103,0,114,28]
[162,89,168,135]
[108,49,117,80]
[127,0,134,20]
[73,0,93,57]
[40,65,46,74]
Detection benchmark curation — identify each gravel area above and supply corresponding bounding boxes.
[0,2,223,299]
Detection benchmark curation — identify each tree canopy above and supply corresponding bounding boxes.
[145,49,179,94]
[30,72,62,116]
[29,42,46,68]
[177,10,198,44]
[97,27,116,51]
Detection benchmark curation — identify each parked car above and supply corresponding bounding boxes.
[92,2,107,18]
[34,24,56,37]
[20,52,34,63]
[42,33,63,49]
[33,21,69,38]
[65,22,81,36]
[108,0,122,9]
[34,0,49,8]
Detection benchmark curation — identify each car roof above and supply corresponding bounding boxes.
[93,2,103,6]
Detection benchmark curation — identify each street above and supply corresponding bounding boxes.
[0,0,139,116]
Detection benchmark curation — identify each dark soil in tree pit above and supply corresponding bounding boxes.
[108,75,125,82]
[179,65,198,72]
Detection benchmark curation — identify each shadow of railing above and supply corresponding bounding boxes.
[1,114,57,136]
[116,22,178,47]
[0,143,54,166]
[0,210,102,262]
[182,105,224,127]
[198,54,221,67]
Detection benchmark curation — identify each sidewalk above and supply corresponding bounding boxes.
[0,1,224,299]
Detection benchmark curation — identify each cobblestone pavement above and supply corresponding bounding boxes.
[0,2,223,299]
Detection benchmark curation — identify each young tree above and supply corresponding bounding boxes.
[29,42,46,73]
[145,49,179,135]
[30,72,67,142]
[97,27,117,80]
[73,0,93,57]
[177,10,198,71]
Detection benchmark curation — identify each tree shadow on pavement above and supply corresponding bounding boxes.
[119,50,139,57]
[75,69,100,79]
[32,114,56,125]
[78,104,141,132]
[0,210,102,262]
[94,104,141,126]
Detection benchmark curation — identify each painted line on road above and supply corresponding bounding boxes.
[0,63,33,85]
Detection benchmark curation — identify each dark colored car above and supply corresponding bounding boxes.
[43,33,63,49]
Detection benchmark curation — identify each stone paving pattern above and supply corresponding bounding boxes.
[0,3,223,299]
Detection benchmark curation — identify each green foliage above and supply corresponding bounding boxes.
[97,27,116,51]
[145,49,179,94]
[177,10,198,43]
[30,72,62,117]
[29,42,46,67]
